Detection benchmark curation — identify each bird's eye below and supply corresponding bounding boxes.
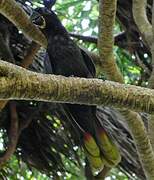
[32,15,46,29]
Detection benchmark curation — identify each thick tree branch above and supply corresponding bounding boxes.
[98,0,154,179]
[148,1,154,89]
[132,0,152,47]
[0,22,15,110]
[120,110,154,180]
[98,0,123,83]
[0,42,40,111]
[0,61,153,114]
[0,0,47,48]
[132,0,154,158]
[147,0,154,152]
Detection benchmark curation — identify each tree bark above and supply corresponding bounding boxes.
[0,61,153,114]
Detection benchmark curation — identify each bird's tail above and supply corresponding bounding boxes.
[83,116,121,173]
[60,104,121,172]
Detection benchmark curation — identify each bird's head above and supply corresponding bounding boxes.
[43,0,56,9]
[31,7,66,38]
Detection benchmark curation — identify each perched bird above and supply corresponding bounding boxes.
[31,6,121,172]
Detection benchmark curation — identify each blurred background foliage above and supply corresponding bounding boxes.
[0,0,149,179]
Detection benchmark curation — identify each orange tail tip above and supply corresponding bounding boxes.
[84,132,93,141]
[84,132,100,157]
[84,132,98,150]
[84,132,98,149]
[98,127,111,145]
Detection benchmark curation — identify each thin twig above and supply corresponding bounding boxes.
[0,102,19,167]
[70,32,140,49]
[21,42,40,68]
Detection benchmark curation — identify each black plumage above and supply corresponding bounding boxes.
[31,8,112,155]
[43,0,56,10]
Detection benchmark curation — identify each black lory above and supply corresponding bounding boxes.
[31,7,121,172]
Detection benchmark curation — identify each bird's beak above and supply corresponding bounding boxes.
[30,11,46,29]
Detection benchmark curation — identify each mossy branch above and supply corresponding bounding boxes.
[132,0,152,47]
[0,60,153,114]
[98,0,123,82]
[147,0,154,153]
[0,42,40,110]
[98,0,154,178]
[120,110,154,179]
[0,0,47,48]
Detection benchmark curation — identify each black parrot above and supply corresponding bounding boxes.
[31,6,120,172]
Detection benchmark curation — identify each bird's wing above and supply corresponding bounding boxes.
[47,35,93,78]
[44,53,53,74]
[80,48,96,78]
